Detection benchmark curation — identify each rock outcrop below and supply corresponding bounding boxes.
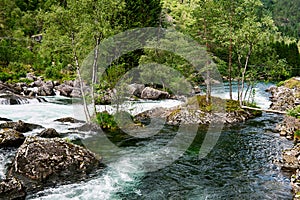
[7,136,101,192]
[135,100,261,126]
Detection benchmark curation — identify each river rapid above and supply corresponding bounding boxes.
[0,82,294,199]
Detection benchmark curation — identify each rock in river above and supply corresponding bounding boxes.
[7,136,101,192]
[0,178,26,200]
[0,120,43,133]
[37,128,60,138]
[0,130,25,147]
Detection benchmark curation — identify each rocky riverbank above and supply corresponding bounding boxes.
[269,77,300,199]
[0,118,102,199]
[0,74,183,105]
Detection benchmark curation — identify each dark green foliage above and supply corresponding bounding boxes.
[262,0,300,38]
[272,41,300,77]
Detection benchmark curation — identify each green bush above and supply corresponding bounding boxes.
[0,72,12,82]
[96,111,117,129]
[287,105,300,118]
[45,66,63,79]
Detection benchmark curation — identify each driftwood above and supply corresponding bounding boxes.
[241,106,287,114]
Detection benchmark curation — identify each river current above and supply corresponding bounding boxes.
[0,83,294,199]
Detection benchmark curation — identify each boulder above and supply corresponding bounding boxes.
[70,88,81,98]
[54,117,85,123]
[141,87,169,100]
[0,130,25,147]
[0,120,44,133]
[37,128,60,138]
[26,73,37,81]
[128,84,145,98]
[0,178,26,200]
[55,84,73,97]
[7,137,101,192]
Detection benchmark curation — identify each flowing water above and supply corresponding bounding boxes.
[0,83,294,199]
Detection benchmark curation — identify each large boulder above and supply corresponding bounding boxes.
[128,84,145,98]
[7,137,101,192]
[141,87,169,100]
[54,84,73,97]
[0,120,43,133]
[0,178,26,200]
[0,130,25,147]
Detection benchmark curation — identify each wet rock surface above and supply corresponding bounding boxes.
[0,120,43,133]
[0,177,26,200]
[54,117,85,123]
[7,136,101,192]
[37,128,60,138]
[0,130,25,148]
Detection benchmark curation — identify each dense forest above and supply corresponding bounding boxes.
[0,0,299,88]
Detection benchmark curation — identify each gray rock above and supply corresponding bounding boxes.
[141,87,169,100]
[70,88,81,98]
[26,73,37,81]
[128,84,145,98]
[0,178,26,200]
[7,136,101,192]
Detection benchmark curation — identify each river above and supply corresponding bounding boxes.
[0,82,294,199]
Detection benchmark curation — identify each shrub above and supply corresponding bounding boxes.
[0,72,12,82]
[287,105,300,118]
[96,111,117,129]
[45,66,63,79]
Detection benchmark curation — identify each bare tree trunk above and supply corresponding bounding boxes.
[206,69,211,104]
[91,36,100,114]
[72,32,91,123]
[229,14,233,100]
[240,44,253,106]
[204,18,211,104]
[237,55,242,103]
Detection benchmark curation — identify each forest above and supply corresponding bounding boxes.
[0,0,300,93]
